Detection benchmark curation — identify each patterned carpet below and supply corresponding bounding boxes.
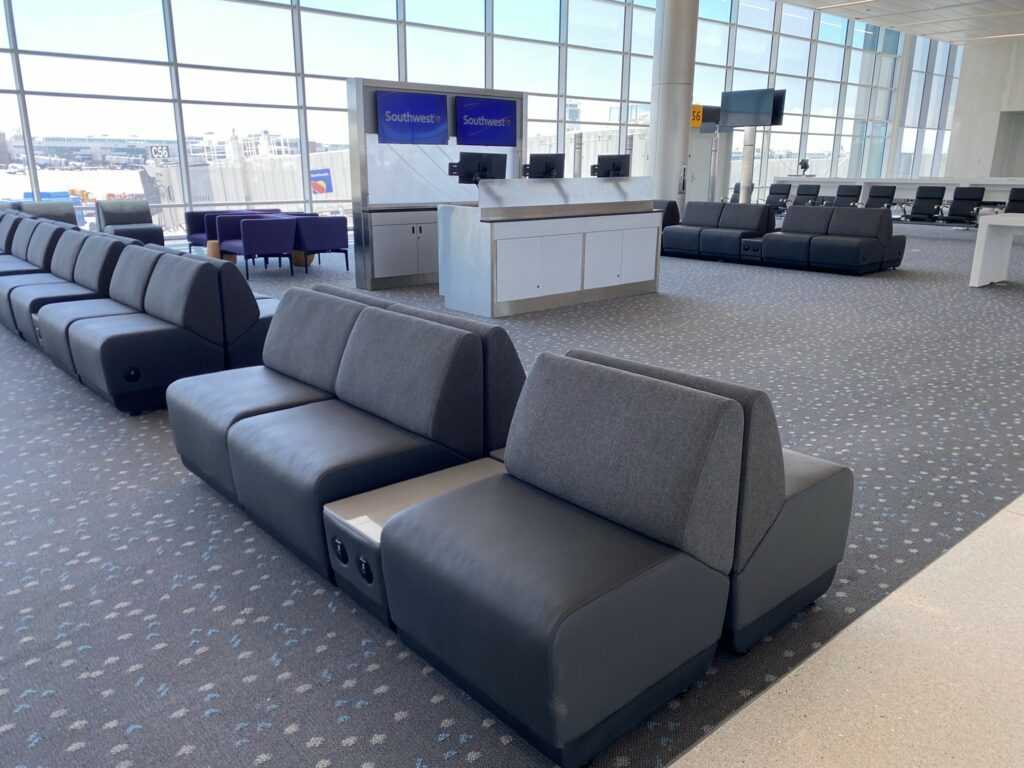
[2,224,1022,768]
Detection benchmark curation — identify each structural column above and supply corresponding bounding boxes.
[650,0,699,204]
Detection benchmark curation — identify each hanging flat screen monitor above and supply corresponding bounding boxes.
[719,89,775,128]
[447,152,508,185]
[771,90,787,126]
[455,96,517,147]
[376,91,449,145]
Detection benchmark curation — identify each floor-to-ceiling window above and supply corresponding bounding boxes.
[0,0,655,235]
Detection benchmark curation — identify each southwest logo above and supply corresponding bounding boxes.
[383,110,444,125]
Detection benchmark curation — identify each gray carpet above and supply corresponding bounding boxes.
[2,224,1022,768]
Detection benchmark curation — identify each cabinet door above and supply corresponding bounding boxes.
[583,230,623,289]
[416,222,439,274]
[620,227,658,283]
[496,237,542,302]
[372,224,419,278]
[538,233,583,296]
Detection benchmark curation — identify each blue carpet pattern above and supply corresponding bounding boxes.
[1,224,1022,767]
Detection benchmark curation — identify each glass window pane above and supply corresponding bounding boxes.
[871,88,890,120]
[925,75,944,128]
[632,8,656,55]
[0,7,8,47]
[630,56,652,102]
[306,110,349,151]
[527,95,558,121]
[810,80,840,115]
[874,55,895,88]
[698,0,732,23]
[306,110,352,202]
[305,78,348,109]
[848,50,874,85]
[179,68,296,106]
[568,0,624,50]
[406,0,483,32]
[12,0,167,61]
[301,0,396,18]
[183,104,302,203]
[807,116,835,134]
[814,43,845,81]
[732,69,768,91]
[737,0,774,30]
[696,20,729,66]
[817,13,847,46]
[844,85,869,118]
[628,102,651,125]
[933,41,950,74]
[881,29,900,56]
[735,28,771,71]
[172,0,294,72]
[945,79,958,129]
[494,0,559,42]
[302,13,398,79]
[566,123,621,177]
[852,22,880,52]
[494,39,559,94]
[566,98,620,124]
[912,39,930,71]
[953,46,963,77]
[406,28,483,88]
[780,4,812,37]
[0,53,13,89]
[693,64,726,106]
[776,37,809,76]
[804,134,834,175]
[566,48,622,99]
[526,120,559,157]
[774,112,802,132]
[773,76,805,112]
[19,55,171,99]
[905,71,924,126]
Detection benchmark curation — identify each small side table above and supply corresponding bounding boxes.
[740,238,763,265]
[322,458,507,625]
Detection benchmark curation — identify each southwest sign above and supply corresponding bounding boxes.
[376,91,449,145]
[455,96,517,147]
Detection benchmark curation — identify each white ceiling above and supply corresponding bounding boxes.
[783,0,1024,43]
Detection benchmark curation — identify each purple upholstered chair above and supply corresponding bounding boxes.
[186,209,282,253]
[218,215,298,278]
[293,216,349,272]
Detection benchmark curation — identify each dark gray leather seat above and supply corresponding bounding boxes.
[809,207,903,273]
[566,350,854,653]
[698,203,773,261]
[382,352,744,768]
[761,205,835,268]
[167,289,365,502]
[661,201,724,257]
[226,304,486,579]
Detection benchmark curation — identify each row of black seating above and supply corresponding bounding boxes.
[166,283,854,768]
[0,209,276,411]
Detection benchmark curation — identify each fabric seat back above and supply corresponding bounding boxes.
[48,229,91,280]
[18,201,77,225]
[107,245,164,310]
[73,235,128,293]
[96,200,153,229]
[909,186,945,218]
[25,221,66,269]
[178,252,260,345]
[503,352,744,574]
[0,212,24,253]
[793,184,820,205]
[142,254,223,344]
[832,185,862,207]
[680,201,725,228]
[10,218,41,260]
[864,185,896,208]
[335,308,484,459]
[780,205,834,234]
[262,288,366,392]
[827,207,891,244]
[718,203,770,233]
[565,350,785,572]
[946,187,984,220]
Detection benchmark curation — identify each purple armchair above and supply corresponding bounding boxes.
[219,216,298,278]
[184,209,281,253]
[293,216,349,271]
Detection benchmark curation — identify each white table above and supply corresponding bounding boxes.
[969,213,1024,287]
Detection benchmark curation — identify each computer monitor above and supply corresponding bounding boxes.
[522,153,565,179]
[447,152,508,185]
[719,89,775,128]
[771,90,787,126]
[590,154,631,178]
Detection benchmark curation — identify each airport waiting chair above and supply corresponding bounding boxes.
[764,183,792,214]
[828,185,862,207]
[901,186,945,222]
[219,215,298,279]
[862,185,896,210]
[293,216,349,272]
[943,187,985,225]
[1004,188,1024,214]
[792,184,821,206]
[95,200,164,246]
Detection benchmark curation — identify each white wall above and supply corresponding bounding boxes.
[947,39,1024,177]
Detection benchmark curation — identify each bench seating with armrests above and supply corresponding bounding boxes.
[95,200,164,245]
[761,205,835,269]
[698,203,773,262]
[661,201,724,258]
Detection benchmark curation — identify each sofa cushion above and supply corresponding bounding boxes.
[760,231,816,267]
[0,213,23,253]
[108,246,163,309]
[48,229,90,281]
[143,254,223,344]
[699,228,746,259]
[178,254,258,345]
[10,282,99,345]
[503,353,743,573]
[335,308,485,459]
[661,225,703,255]
[312,283,394,309]
[0,273,66,330]
[262,288,366,391]
[0,254,43,276]
[73,236,127,294]
[780,205,834,234]
[564,350,787,572]
[228,398,464,577]
[680,201,725,228]
[718,203,770,232]
[826,206,891,243]
[9,217,40,260]
[809,235,884,273]
[36,298,139,376]
[25,221,65,269]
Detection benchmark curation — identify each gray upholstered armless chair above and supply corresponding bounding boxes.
[95,200,165,246]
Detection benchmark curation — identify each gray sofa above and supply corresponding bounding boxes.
[0,213,72,277]
[14,200,78,225]
[661,200,725,258]
[382,352,745,768]
[662,201,774,261]
[761,205,835,269]
[565,350,854,652]
[95,200,165,246]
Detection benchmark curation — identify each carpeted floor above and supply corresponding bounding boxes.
[2,224,1022,768]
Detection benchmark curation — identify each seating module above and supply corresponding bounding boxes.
[661,201,724,258]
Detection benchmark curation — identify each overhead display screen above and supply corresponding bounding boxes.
[455,96,517,147]
[376,91,449,145]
